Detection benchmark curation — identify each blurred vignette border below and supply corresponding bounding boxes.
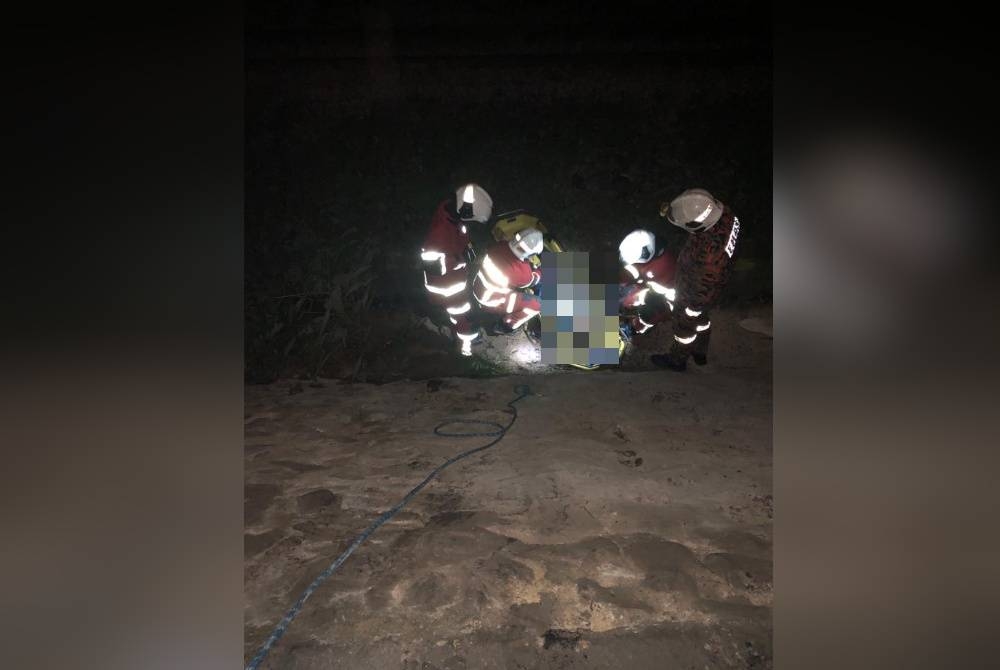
[776,8,1000,670]
[5,5,1000,670]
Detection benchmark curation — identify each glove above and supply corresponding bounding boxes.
[619,322,635,343]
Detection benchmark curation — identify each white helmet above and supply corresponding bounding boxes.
[455,183,493,223]
[509,227,544,261]
[619,229,657,265]
[660,188,724,232]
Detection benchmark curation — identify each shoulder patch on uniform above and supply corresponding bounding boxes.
[725,217,740,258]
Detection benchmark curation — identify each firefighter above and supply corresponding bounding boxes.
[472,227,544,335]
[617,229,677,342]
[420,183,493,356]
[651,188,741,371]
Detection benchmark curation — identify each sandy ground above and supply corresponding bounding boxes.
[245,306,772,669]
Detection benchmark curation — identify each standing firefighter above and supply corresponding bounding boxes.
[651,188,741,371]
[617,229,677,342]
[472,228,544,334]
[421,183,493,356]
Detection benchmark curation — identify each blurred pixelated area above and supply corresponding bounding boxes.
[539,251,620,366]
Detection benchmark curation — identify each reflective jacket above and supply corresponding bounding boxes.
[472,241,541,308]
[620,249,678,306]
[421,199,475,300]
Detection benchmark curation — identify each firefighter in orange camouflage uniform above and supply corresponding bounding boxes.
[651,188,742,372]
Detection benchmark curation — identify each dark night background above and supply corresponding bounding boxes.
[245,0,771,383]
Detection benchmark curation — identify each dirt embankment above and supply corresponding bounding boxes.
[245,314,772,669]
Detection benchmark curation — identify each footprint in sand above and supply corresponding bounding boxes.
[615,450,644,467]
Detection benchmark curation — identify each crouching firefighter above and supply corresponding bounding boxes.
[617,228,677,342]
[421,183,493,356]
[651,188,741,371]
[472,228,544,335]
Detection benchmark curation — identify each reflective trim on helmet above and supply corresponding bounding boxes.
[696,321,711,332]
[685,307,702,317]
[619,230,655,265]
[447,302,472,314]
[509,307,539,329]
[674,333,697,344]
[624,264,639,279]
[511,231,542,260]
[424,278,467,297]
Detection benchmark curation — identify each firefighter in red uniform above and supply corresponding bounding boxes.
[617,229,677,342]
[420,183,493,357]
[651,188,742,371]
[472,228,544,334]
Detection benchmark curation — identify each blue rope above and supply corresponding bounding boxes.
[246,384,533,670]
